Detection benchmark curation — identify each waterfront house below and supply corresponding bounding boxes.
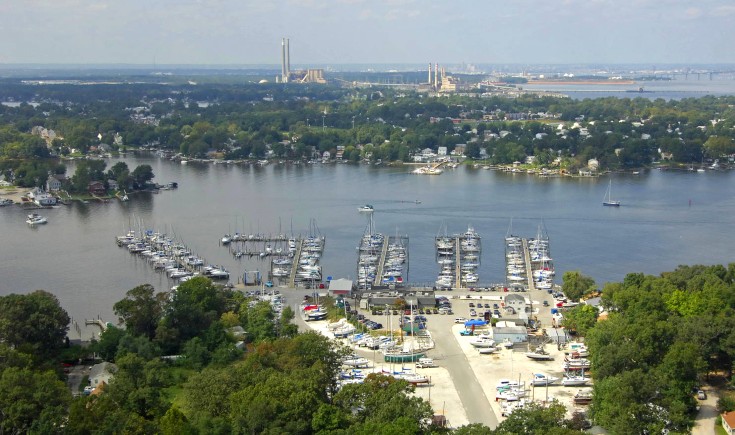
[722,411,735,434]
[46,175,63,192]
[29,187,57,206]
[107,179,119,191]
[89,362,117,389]
[88,181,106,196]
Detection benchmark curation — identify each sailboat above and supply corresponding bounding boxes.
[602,180,620,207]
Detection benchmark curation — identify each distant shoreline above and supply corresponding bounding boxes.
[528,80,636,85]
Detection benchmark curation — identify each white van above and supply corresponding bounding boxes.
[416,358,435,368]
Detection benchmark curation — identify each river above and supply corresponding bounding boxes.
[1,155,734,338]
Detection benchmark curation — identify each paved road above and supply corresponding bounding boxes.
[427,313,499,428]
[692,386,718,435]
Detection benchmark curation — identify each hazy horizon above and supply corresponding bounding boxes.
[2,0,734,66]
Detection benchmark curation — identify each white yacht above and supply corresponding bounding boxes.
[26,213,48,225]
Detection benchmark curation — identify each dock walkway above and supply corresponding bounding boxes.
[288,240,304,287]
[521,239,535,291]
[373,238,389,287]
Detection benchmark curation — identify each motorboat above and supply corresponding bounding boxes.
[399,373,430,385]
[342,357,370,368]
[573,389,593,405]
[478,346,498,354]
[26,213,48,225]
[358,204,374,212]
[526,346,553,361]
[563,357,591,369]
[470,336,496,348]
[530,373,559,386]
[496,379,521,391]
[561,375,591,387]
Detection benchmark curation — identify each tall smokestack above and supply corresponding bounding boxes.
[286,38,291,77]
[428,62,432,85]
[281,38,287,82]
[434,63,438,89]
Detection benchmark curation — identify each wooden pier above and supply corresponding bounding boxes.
[288,240,304,287]
[373,239,390,287]
[455,237,462,288]
[521,239,536,291]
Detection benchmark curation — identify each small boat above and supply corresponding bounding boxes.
[526,345,553,361]
[561,375,591,387]
[478,346,498,354]
[221,234,232,245]
[530,373,559,386]
[342,357,370,368]
[603,179,621,207]
[358,204,374,212]
[26,213,48,225]
[470,336,496,348]
[501,338,515,349]
[573,390,593,405]
[563,357,591,369]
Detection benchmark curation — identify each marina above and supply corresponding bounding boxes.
[3,155,735,342]
[435,225,483,290]
[357,214,409,290]
[504,225,555,292]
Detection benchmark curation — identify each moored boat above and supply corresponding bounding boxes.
[26,213,48,225]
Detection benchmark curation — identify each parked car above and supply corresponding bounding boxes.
[543,301,549,307]
[697,390,707,400]
[469,302,475,307]
[454,317,468,324]
[470,309,477,316]
[484,303,490,308]
[493,303,499,309]
[493,309,501,317]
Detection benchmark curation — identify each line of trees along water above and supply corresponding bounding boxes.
[2,264,735,434]
[1,81,735,188]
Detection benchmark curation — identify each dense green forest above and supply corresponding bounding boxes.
[2,265,735,434]
[1,80,735,186]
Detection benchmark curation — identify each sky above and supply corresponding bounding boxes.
[1,0,734,66]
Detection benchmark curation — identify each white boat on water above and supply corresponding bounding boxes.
[412,166,443,175]
[358,204,374,212]
[26,213,48,225]
[603,179,621,207]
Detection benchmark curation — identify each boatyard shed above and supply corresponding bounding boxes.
[546,327,571,346]
[328,279,353,297]
[491,326,527,343]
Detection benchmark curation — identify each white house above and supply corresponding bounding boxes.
[46,175,62,192]
[89,362,117,389]
[437,146,447,156]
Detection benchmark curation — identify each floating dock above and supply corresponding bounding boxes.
[435,226,481,290]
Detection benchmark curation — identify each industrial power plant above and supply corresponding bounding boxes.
[277,38,326,84]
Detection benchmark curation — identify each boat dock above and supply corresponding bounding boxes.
[505,226,555,292]
[357,214,407,290]
[521,239,536,291]
[435,226,481,290]
[288,239,303,287]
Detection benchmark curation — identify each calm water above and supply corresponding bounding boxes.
[2,156,734,337]
[523,76,735,99]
